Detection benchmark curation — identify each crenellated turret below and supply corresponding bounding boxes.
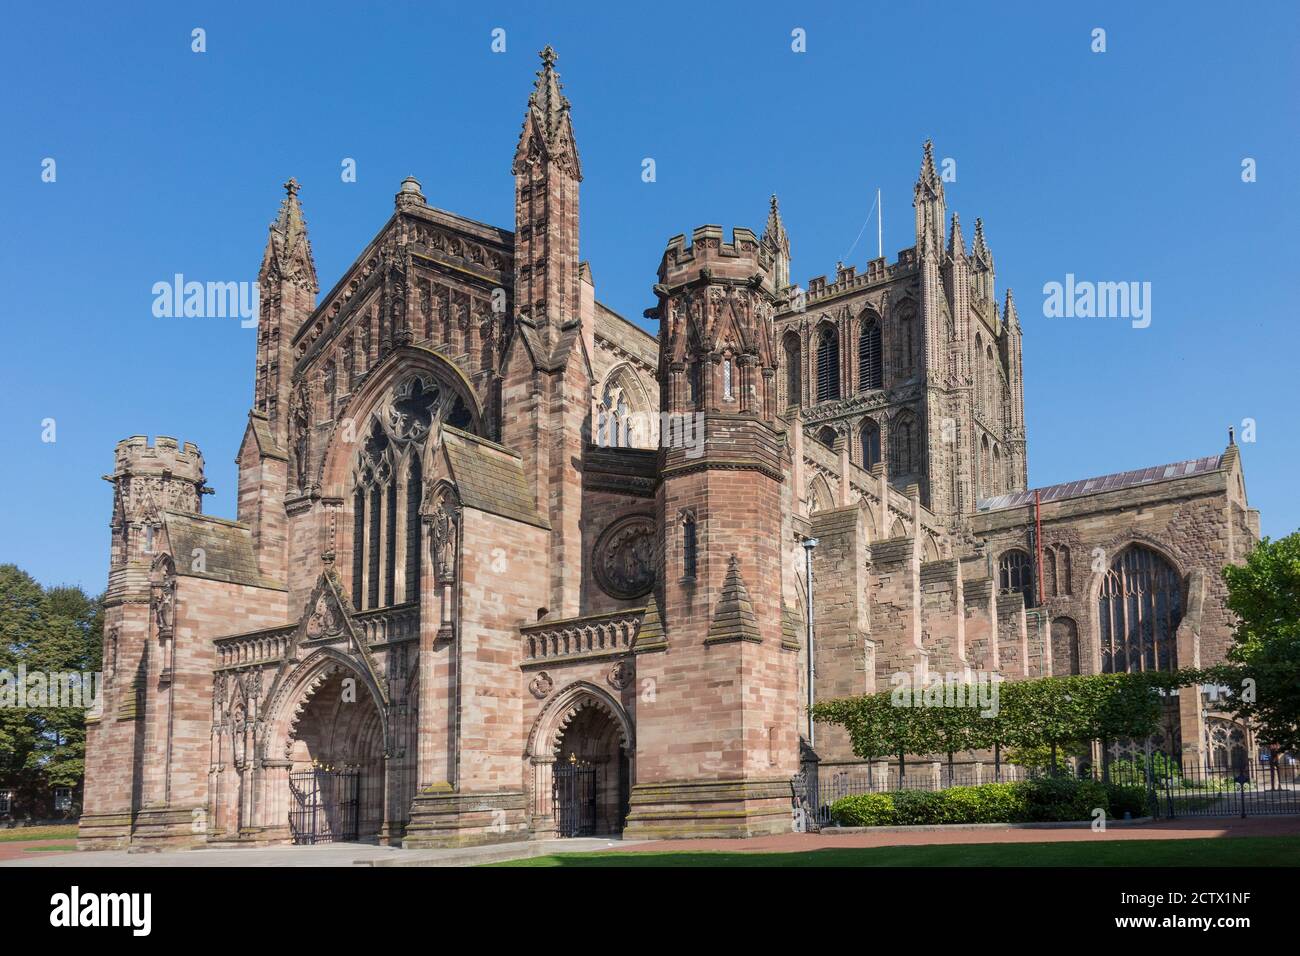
[654,225,781,422]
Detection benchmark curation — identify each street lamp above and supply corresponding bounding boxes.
[803,537,819,749]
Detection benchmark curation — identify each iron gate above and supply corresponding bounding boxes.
[554,760,597,837]
[289,769,359,845]
[1152,761,1300,819]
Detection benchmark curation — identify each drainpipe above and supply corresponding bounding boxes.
[803,537,819,748]
[1034,490,1044,606]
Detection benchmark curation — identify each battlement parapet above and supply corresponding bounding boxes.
[112,436,206,482]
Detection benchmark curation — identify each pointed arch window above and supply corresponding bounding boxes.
[861,420,881,470]
[890,413,916,475]
[722,357,734,401]
[1098,546,1182,673]
[816,326,839,402]
[998,549,1035,608]
[405,454,423,603]
[858,314,882,391]
[783,332,801,408]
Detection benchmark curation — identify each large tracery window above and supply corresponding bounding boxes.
[351,372,470,611]
[998,549,1035,608]
[816,326,839,402]
[858,314,882,391]
[1099,545,1183,673]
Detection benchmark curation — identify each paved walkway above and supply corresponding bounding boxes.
[0,837,633,868]
[615,816,1300,854]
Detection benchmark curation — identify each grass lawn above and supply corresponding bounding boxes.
[21,843,76,852]
[491,835,1300,867]
[0,825,77,843]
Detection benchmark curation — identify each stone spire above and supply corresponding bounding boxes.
[947,212,965,258]
[972,217,992,266]
[762,194,791,290]
[259,178,318,293]
[1003,287,1019,330]
[914,139,946,260]
[916,139,943,197]
[513,45,581,179]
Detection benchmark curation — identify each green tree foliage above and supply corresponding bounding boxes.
[1216,533,1300,754]
[0,564,103,798]
[812,672,1176,765]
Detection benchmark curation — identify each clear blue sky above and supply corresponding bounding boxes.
[1,1,1296,592]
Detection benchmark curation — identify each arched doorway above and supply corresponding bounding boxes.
[284,663,386,844]
[554,704,629,837]
[528,683,633,838]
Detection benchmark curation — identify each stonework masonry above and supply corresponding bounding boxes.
[79,47,1259,851]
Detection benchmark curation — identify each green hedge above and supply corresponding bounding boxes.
[829,778,1149,827]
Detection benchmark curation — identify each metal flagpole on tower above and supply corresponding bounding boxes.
[877,187,883,259]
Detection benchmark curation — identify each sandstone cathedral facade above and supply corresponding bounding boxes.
[80,48,1260,850]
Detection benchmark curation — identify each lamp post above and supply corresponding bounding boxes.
[803,537,819,748]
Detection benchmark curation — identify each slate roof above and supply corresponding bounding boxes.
[977,454,1223,513]
[441,428,549,529]
[162,511,284,589]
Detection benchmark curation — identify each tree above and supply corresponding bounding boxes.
[0,564,103,812]
[1218,533,1300,754]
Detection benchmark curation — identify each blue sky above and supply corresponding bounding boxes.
[1,1,1296,591]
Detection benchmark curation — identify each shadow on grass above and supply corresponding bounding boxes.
[490,836,1300,868]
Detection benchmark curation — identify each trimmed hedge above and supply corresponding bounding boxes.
[829,778,1149,827]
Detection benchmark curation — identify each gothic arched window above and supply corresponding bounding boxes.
[722,357,734,401]
[816,426,837,450]
[405,454,422,603]
[890,412,916,475]
[783,332,801,408]
[816,326,839,402]
[1099,545,1182,673]
[896,306,917,376]
[998,549,1035,608]
[861,420,881,470]
[858,313,882,391]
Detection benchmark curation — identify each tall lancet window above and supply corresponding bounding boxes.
[722,357,734,401]
[858,314,882,391]
[783,332,800,408]
[816,326,839,402]
[405,454,422,603]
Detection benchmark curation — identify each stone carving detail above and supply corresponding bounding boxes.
[290,379,312,492]
[304,591,346,641]
[386,375,442,444]
[529,671,554,700]
[593,515,656,600]
[607,660,633,691]
[429,495,460,584]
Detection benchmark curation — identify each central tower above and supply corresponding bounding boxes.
[625,226,800,838]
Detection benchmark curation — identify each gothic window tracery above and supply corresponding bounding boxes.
[998,549,1035,608]
[1098,545,1182,674]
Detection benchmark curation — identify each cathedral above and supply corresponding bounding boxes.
[79,47,1259,850]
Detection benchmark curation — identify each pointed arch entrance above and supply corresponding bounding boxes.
[527,682,634,838]
[269,652,388,844]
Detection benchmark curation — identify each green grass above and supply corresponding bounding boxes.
[0,825,77,843]
[22,843,75,852]
[490,835,1300,867]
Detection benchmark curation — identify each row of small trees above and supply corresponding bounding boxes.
[810,670,1209,777]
